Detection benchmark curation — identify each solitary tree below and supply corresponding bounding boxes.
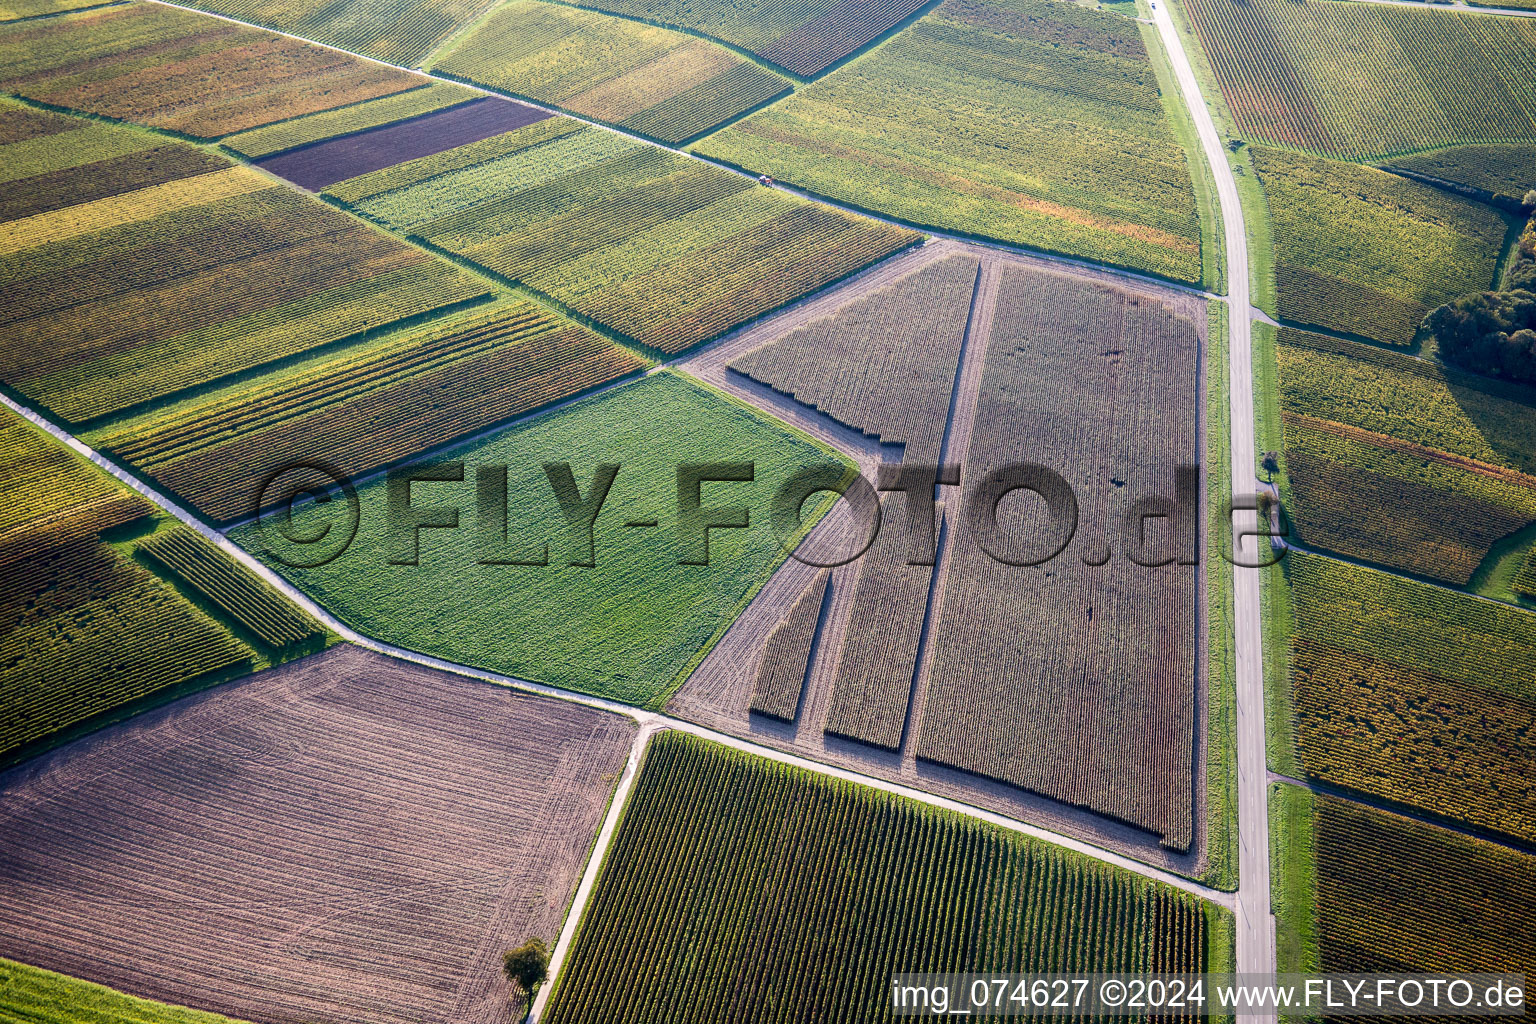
[1262,451,1279,481]
[503,939,550,1006]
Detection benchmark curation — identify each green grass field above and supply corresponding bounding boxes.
[695,0,1204,283]
[1254,147,1511,346]
[234,371,849,707]
[0,960,252,1024]
[432,1,789,143]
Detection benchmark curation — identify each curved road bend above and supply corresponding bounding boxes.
[1150,0,1278,995]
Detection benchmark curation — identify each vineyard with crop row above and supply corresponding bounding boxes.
[88,299,645,522]
[915,265,1200,851]
[567,0,927,75]
[1274,326,1536,583]
[233,372,850,707]
[1384,144,1536,211]
[1254,147,1509,346]
[137,528,322,650]
[697,0,1204,283]
[1307,794,1536,977]
[749,570,828,721]
[325,123,917,353]
[730,254,978,464]
[433,1,790,144]
[546,732,1217,1023]
[823,495,939,750]
[0,3,424,138]
[0,645,637,1024]
[0,411,256,761]
[0,107,489,424]
[221,81,479,159]
[255,97,551,191]
[175,0,500,65]
[1286,552,1536,843]
[1184,0,1536,160]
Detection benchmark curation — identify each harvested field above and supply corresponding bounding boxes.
[433,2,790,143]
[0,3,423,138]
[0,410,255,761]
[1274,326,1536,584]
[697,0,1205,283]
[749,570,829,721]
[0,108,489,424]
[1285,552,1536,844]
[1254,147,1510,346]
[915,264,1200,851]
[256,97,552,191]
[545,732,1219,1024]
[87,299,646,523]
[557,0,927,75]
[1184,0,1536,161]
[0,644,636,1024]
[1384,144,1536,211]
[730,253,978,464]
[822,494,939,750]
[221,82,479,159]
[233,372,849,707]
[325,123,918,354]
[1303,793,1536,977]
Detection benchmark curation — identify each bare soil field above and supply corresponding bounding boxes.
[0,644,635,1024]
[671,242,1209,870]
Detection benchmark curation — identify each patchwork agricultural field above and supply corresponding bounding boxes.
[1273,326,1536,584]
[175,0,500,65]
[1253,147,1511,346]
[545,732,1222,1023]
[1274,787,1536,978]
[234,372,849,707]
[556,0,930,75]
[432,1,790,143]
[0,104,490,425]
[916,264,1201,851]
[86,298,645,523]
[323,120,918,352]
[1285,553,1536,844]
[220,80,480,158]
[1184,0,1536,161]
[698,0,1204,282]
[0,644,636,1024]
[0,3,425,138]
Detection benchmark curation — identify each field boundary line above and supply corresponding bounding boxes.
[136,0,1219,299]
[0,387,1235,914]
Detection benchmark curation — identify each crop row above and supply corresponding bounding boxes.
[1254,147,1507,345]
[0,414,254,759]
[757,0,931,75]
[1312,796,1536,975]
[222,82,480,159]
[545,732,1212,1023]
[1282,417,1536,585]
[1290,637,1534,844]
[823,496,937,750]
[0,115,490,423]
[1184,0,1536,160]
[914,265,1199,850]
[749,570,828,721]
[730,253,977,464]
[176,0,500,65]
[1385,144,1536,211]
[138,528,322,649]
[435,1,788,143]
[0,3,423,139]
[697,0,1204,283]
[1515,550,1536,600]
[95,300,645,522]
[0,144,227,223]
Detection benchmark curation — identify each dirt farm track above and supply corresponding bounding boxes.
[0,644,636,1024]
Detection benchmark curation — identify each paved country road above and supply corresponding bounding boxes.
[1150,0,1280,999]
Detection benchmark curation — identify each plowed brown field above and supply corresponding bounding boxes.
[0,645,635,1024]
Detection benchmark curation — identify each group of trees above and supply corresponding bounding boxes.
[1420,190,1536,384]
